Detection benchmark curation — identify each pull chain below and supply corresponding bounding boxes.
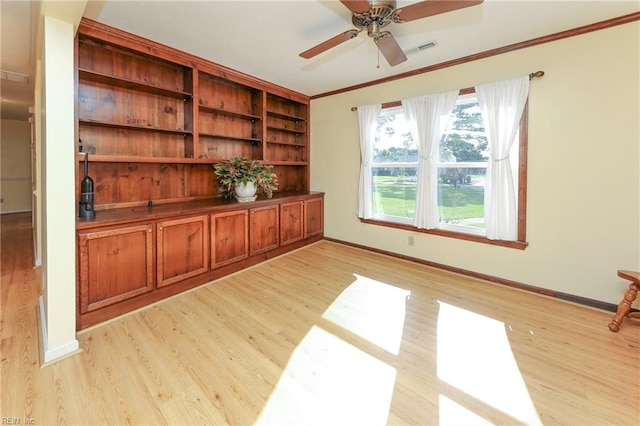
[376,38,380,69]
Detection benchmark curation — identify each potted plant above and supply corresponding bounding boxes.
[213,156,278,201]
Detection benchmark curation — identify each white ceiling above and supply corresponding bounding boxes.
[1,1,639,120]
[1,0,37,120]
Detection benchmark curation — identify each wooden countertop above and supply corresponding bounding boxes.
[76,191,324,230]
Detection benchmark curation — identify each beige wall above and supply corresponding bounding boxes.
[0,119,32,213]
[310,22,640,306]
[38,13,82,363]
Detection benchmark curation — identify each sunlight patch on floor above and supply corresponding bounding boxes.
[255,325,396,426]
[322,273,411,355]
[437,301,542,425]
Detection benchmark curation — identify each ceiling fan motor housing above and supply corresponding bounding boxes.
[352,0,397,38]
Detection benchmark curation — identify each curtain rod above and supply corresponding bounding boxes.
[350,70,545,111]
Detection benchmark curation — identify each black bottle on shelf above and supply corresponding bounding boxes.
[79,153,95,218]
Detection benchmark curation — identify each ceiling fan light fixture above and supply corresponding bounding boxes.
[368,21,381,38]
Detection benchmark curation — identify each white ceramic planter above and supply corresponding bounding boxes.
[234,181,257,201]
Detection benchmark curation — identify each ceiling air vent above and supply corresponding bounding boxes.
[406,40,438,55]
[0,70,29,84]
[417,41,437,51]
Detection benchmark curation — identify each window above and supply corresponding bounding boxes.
[362,88,528,249]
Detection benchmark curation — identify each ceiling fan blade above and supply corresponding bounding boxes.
[395,0,483,22]
[376,32,408,66]
[340,0,371,14]
[299,30,360,59]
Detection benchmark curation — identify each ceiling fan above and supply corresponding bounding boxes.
[299,0,484,67]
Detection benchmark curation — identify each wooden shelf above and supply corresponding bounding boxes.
[76,20,309,214]
[265,160,308,166]
[266,110,306,122]
[266,140,306,147]
[76,154,222,164]
[267,125,306,135]
[79,118,192,135]
[199,104,261,121]
[79,69,192,99]
[199,132,261,144]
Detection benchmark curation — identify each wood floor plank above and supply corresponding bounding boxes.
[1,212,638,425]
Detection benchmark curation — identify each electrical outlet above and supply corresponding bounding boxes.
[408,235,415,246]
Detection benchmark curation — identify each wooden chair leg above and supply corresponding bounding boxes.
[608,282,640,332]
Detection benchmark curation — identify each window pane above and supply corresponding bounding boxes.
[440,97,488,163]
[372,167,417,220]
[372,107,417,222]
[373,108,417,164]
[438,94,488,231]
[437,167,485,228]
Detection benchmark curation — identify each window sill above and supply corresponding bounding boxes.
[359,218,529,250]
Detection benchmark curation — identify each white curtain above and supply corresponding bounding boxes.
[357,103,381,219]
[402,90,458,229]
[476,75,530,240]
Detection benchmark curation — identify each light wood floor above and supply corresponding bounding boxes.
[1,212,638,425]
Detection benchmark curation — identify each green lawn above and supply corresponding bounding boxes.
[372,176,484,226]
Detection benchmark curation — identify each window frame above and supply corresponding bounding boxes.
[359,90,529,250]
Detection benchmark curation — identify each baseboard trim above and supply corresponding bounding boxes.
[323,237,619,313]
[554,291,621,313]
[32,228,41,268]
[38,296,81,366]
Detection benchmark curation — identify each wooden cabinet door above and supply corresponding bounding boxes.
[211,210,249,268]
[78,223,154,313]
[250,205,279,256]
[305,196,324,238]
[157,215,209,288]
[280,201,304,246]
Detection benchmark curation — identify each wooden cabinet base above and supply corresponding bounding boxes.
[77,233,322,330]
[76,192,323,330]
